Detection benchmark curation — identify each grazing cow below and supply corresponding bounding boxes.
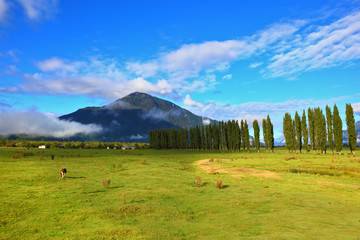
[60,168,67,178]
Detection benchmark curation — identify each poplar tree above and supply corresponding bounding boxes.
[234,121,241,151]
[333,104,343,154]
[325,105,334,154]
[244,120,250,152]
[266,115,274,152]
[346,104,357,155]
[301,110,309,153]
[295,111,302,153]
[201,126,206,150]
[240,120,245,150]
[292,119,296,152]
[283,113,293,152]
[315,108,327,154]
[262,119,268,151]
[253,120,260,152]
[308,108,316,151]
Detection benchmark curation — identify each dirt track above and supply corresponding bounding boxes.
[194,159,282,179]
[195,159,360,189]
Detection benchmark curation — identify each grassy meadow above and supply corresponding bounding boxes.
[1,147,360,239]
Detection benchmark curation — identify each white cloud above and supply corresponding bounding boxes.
[222,74,232,80]
[16,0,57,20]
[0,0,9,23]
[353,102,360,114]
[0,110,102,137]
[125,21,303,86]
[187,95,359,123]
[37,57,80,73]
[202,118,210,125]
[20,57,174,100]
[236,114,267,127]
[126,61,159,78]
[130,134,146,140]
[249,62,263,68]
[184,95,204,108]
[266,11,360,77]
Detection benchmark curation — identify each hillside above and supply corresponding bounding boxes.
[59,92,216,142]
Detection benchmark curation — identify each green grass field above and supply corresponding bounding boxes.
[1,148,360,239]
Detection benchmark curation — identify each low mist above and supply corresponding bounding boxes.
[0,110,102,138]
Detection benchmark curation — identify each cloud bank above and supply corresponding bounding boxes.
[0,0,57,23]
[0,110,102,138]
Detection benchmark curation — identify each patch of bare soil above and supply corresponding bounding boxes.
[317,180,360,189]
[195,159,282,179]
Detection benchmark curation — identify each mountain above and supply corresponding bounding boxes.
[59,92,216,142]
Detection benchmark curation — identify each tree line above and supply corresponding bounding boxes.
[149,116,275,152]
[283,104,357,155]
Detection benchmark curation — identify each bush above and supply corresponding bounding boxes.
[141,159,147,165]
[102,179,111,189]
[209,167,217,175]
[194,176,202,188]
[13,152,23,159]
[116,163,122,171]
[216,178,223,189]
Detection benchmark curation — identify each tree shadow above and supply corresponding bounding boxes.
[66,176,86,179]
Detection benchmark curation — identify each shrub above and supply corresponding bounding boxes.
[209,167,217,175]
[116,163,122,171]
[209,158,214,162]
[141,159,147,165]
[216,178,223,189]
[194,176,202,188]
[13,152,23,159]
[102,179,111,189]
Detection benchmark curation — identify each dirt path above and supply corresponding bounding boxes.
[195,159,359,189]
[194,159,282,179]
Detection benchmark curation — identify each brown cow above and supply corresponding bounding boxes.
[60,168,67,178]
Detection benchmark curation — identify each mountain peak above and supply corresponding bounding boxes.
[108,92,176,112]
[60,91,216,142]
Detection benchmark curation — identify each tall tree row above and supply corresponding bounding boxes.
[283,104,355,155]
[149,118,265,152]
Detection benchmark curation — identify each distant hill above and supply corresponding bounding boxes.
[59,92,216,142]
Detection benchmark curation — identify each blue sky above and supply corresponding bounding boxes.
[0,0,360,139]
